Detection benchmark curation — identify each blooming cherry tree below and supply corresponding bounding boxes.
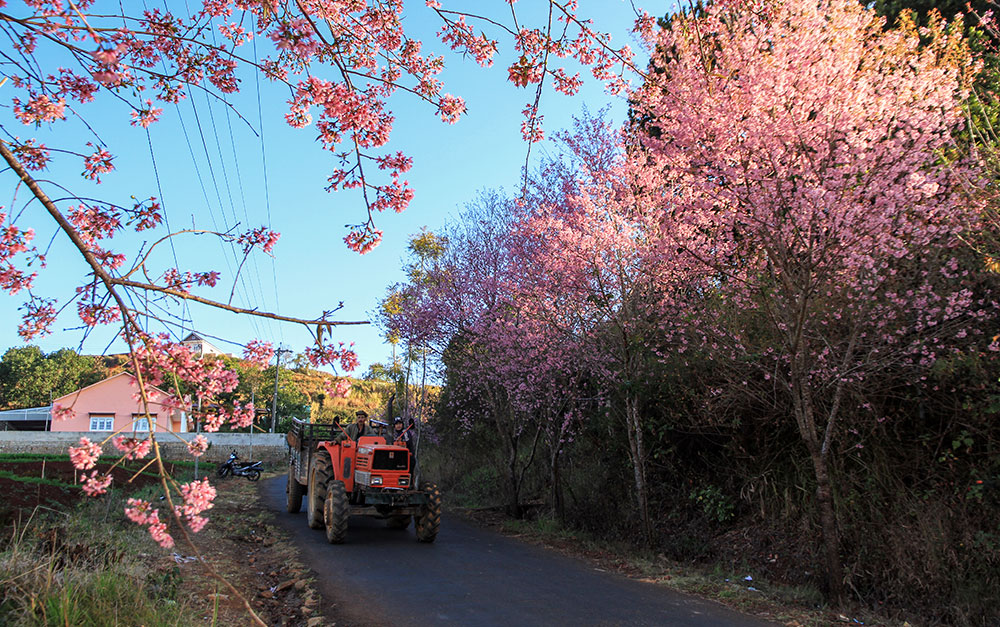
[634,0,984,598]
[514,113,669,541]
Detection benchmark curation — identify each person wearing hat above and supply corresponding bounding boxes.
[346,409,371,441]
[393,416,417,456]
[392,417,408,443]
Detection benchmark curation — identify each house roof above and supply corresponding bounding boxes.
[51,371,176,405]
[180,332,228,355]
[0,406,52,420]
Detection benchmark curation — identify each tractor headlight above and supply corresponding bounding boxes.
[371,476,383,486]
[399,476,409,486]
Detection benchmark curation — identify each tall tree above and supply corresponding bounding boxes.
[635,0,984,598]
[516,112,669,541]
[383,191,546,515]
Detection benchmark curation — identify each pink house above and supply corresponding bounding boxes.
[50,372,187,434]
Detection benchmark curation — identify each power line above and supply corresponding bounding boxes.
[144,127,193,339]
[253,32,284,346]
[186,87,264,341]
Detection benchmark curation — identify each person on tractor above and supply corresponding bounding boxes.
[393,417,413,452]
[346,410,371,441]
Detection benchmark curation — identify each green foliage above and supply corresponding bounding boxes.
[310,404,354,426]
[689,485,736,523]
[446,463,502,509]
[873,0,990,26]
[0,346,107,409]
[362,361,403,382]
[406,228,447,285]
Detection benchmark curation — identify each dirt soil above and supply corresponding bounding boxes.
[0,460,165,527]
[0,477,75,526]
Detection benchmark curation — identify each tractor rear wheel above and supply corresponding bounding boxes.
[387,515,411,529]
[324,480,349,544]
[415,482,441,543]
[286,466,305,513]
[307,450,332,530]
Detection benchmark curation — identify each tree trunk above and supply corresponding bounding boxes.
[624,391,653,543]
[791,374,845,602]
[550,446,564,522]
[809,444,844,602]
[506,433,522,518]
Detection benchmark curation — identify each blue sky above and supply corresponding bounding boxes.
[0,1,673,376]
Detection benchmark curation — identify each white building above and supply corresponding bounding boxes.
[179,332,230,358]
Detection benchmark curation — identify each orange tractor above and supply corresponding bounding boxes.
[285,415,441,543]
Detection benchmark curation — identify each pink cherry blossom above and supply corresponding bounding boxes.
[242,340,274,370]
[147,521,174,548]
[69,437,102,470]
[112,436,153,460]
[81,471,113,496]
[52,403,75,421]
[186,434,210,457]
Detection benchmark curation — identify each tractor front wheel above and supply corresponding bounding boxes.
[415,482,441,543]
[286,466,305,513]
[387,515,411,530]
[307,450,332,530]
[324,480,349,544]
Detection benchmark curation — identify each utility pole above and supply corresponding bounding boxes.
[270,347,288,433]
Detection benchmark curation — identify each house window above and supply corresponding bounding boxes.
[89,414,114,431]
[131,414,154,433]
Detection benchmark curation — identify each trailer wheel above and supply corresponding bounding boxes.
[307,449,332,530]
[324,480,349,544]
[415,482,441,543]
[286,466,305,513]
[387,515,411,530]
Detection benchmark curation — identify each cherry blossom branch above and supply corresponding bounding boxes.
[107,276,366,326]
[120,229,233,281]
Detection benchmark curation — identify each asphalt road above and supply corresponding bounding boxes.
[261,476,775,627]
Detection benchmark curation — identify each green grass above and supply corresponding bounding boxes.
[0,452,201,469]
[501,514,590,543]
[30,571,191,627]
[0,470,74,489]
[0,495,201,626]
[0,453,200,487]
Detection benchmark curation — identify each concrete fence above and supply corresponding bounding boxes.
[0,431,289,464]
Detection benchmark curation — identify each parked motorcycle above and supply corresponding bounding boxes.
[216,450,263,482]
